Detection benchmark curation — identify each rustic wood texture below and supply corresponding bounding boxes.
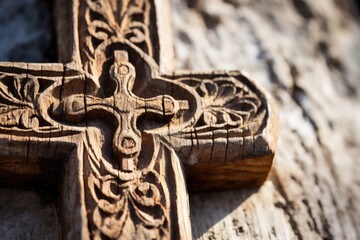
[0,0,276,239]
[170,0,360,239]
[1,0,359,239]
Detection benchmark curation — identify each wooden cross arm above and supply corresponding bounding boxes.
[0,62,86,187]
[153,70,278,191]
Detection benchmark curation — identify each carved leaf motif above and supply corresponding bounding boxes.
[177,76,264,137]
[0,63,90,138]
[83,0,153,61]
[0,74,40,129]
[84,130,170,239]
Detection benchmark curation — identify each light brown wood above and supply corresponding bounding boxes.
[0,0,277,239]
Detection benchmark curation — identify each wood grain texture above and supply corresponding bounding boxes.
[171,0,360,239]
[1,0,359,239]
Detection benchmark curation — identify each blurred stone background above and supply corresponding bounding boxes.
[0,0,56,62]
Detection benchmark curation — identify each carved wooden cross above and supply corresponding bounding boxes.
[0,0,277,239]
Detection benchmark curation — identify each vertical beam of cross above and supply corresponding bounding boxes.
[0,0,277,239]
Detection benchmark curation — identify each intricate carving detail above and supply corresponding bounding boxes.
[0,71,58,131]
[174,74,266,139]
[0,73,40,129]
[53,51,188,170]
[0,65,90,138]
[86,132,170,239]
[82,0,155,72]
[44,50,189,239]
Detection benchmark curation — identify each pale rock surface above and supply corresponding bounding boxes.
[0,0,55,62]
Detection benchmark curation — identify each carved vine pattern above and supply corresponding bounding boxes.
[64,50,182,238]
[85,131,170,239]
[176,77,264,138]
[83,0,154,69]
[0,73,45,129]
[77,1,176,238]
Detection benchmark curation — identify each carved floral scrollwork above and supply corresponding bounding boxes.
[83,0,153,61]
[45,50,188,239]
[0,73,41,129]
[175,75,265,138]
[85,131,170,239]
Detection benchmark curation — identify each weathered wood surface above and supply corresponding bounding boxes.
[171,0,360,239]
[0,0,359,239]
